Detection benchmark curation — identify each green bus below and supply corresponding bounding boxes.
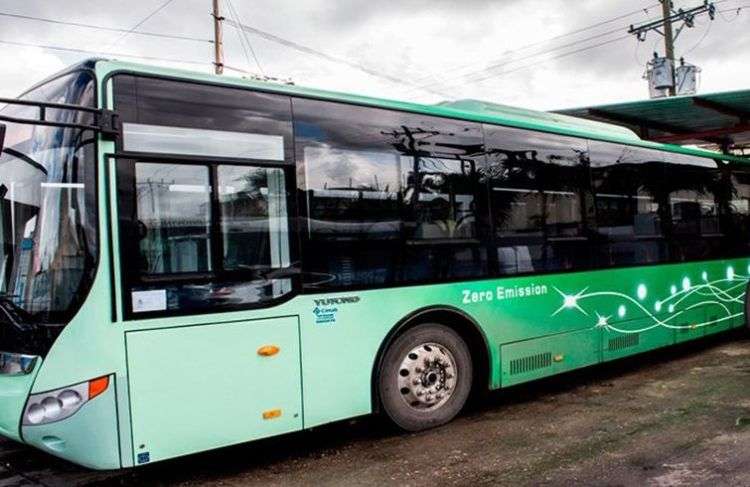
[1,59,749,469]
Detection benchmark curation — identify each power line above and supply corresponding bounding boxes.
[223,18,452,98]
[410,2,660,85]
[0,38,209,66]
[103,0,175,50]
[0,11,212,43]
[716,3,750,20]
[224,0,264,75]
[410,26,629,93]
[681,16,713,56]
[467,34,632,85]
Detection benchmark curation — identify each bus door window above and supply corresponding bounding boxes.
[120,161,293,315]
[112,75,297,317]
[218,165,292,297]
[135,163,212,276]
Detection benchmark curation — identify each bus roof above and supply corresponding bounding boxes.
[93,59,749,164]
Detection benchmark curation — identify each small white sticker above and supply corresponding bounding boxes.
[132,289,167,313]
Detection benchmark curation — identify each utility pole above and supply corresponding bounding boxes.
[628,0,716,97]
[661,1,676,95]
[212,0,224,75]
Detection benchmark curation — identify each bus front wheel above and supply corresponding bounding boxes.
[378,323,472,432]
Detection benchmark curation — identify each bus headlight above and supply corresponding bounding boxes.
[23,376,109,426]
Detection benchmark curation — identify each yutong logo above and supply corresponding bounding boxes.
[313,296,360,306]
[313,296,360,324]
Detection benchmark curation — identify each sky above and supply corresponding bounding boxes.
[0,0,748,110]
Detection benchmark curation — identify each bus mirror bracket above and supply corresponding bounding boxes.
[97,109,121,140]
[0,123,5,155]
[0,97,121,139]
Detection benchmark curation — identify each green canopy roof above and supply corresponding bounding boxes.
[557,89,750,155]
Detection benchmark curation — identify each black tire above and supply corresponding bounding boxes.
[378,323,472,432]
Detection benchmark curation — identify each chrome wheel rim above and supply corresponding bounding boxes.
[397,342,457,411]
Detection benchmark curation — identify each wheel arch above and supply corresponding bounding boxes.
[370,305,492,412]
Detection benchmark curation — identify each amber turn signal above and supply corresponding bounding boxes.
[88,376,109,400]
[262,409,282,420]
[257,345,280,357]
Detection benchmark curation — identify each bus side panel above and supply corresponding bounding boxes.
[125,316,303,465]
[601,326,674,362]
[500,328,601,387]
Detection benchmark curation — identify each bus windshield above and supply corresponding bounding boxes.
[0,71,97,328]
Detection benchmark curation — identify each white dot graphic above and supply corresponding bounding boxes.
[637,284,647,300]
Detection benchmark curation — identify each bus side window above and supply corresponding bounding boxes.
[293,99,489,290]
[484,125,592,275]
[725,165,750,257]
[660,153,722,262]
[588,142,668,267]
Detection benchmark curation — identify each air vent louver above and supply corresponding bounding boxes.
[510,352,552,375]
[608,334,640,351]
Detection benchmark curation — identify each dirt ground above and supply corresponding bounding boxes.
[3,331,750,487]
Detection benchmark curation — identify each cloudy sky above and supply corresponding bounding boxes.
[0,0,748,110]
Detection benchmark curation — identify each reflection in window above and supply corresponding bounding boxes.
[303,146,401,241]
[662,153,721,261]
[589,142,667,267]
[124,162,292,314]
[219,165,290,272]
[403,157,477,241]
[135,163,211,275]
[485,125,590,274]
[294,98,487,289]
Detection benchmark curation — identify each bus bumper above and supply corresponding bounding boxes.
[0,354,40,442]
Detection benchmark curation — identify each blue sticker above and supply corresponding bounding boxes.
[313,306,338,325]
[137,452,150,464]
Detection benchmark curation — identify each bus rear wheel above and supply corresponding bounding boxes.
[378,323,472,432]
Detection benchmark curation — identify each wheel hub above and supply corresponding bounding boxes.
[397,342,457,411]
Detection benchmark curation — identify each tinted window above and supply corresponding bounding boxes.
[589,142,668,267]
[293,99,488,289]
[722,163,750,257]
[112,75,294,162]
[660,152,722,261]
[484,125,592,274]
[589,143,727,265]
